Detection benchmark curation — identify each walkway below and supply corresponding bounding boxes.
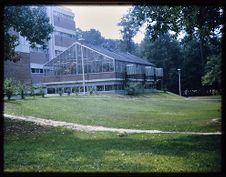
[4,114,221,135]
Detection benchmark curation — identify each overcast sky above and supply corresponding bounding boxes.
[64,5,145,44]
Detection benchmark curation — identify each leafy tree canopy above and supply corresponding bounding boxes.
[119,5,223,92]
[4,6,54,62]
[202,54,221,88]
[77,28,104,45]
[119,6,223,42]
[76,27,126,52]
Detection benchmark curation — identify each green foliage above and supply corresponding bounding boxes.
[38,86,45,98]
[4,6,53,61]
[29,86,35,97]
[4,119,221,172]
[118,9,138,52]
[202,54,221,88]
[16,81,26,99]
[4,78,17,100]
[126,82,144,95]
[119,6,222,43]
[59,89,63,96]
[66,88,71,96]
[88,87,95,95]
[76,27,127,53]
[138,33,183,92]
[180,38,204,90]
[80,28,104,45]
[120,6,223,93]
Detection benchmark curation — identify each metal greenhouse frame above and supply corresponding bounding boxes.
[43,42,163,94]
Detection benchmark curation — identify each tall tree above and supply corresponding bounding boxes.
[119,6,223,70]
[180,37,204,91]
[4,6,54,62]
[120,5,223,93]
[80,28,104,45]
[118,9,139,53]
[202,53,221,89]
[139,33,183,92]
[75,27,129,52]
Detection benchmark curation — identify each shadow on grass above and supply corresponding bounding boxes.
[41,131,221,158]
[4,99,22,105]
[4,119,221,172]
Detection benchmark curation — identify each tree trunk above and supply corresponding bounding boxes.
[21,91,24,99]
[7,94,11,100]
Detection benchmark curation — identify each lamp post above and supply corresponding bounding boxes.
[177,69,181,96]
[81,44,86,94]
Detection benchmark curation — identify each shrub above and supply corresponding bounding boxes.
[66,88,71,96]
[88,87,95,95]
[125,82,144,95]
[29,86,35,97]
[59,89,63,96]
[16,81,26,99]
[72,87,79,95]
[4,78,17,100]
[38,86,45,98]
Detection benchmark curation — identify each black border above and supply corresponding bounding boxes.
[1,0,225,177]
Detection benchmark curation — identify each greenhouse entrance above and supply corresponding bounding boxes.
[43,42,163,94]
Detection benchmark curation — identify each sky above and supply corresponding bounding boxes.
[64,5,145,44]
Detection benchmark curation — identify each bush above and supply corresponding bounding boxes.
[4,78,17,100]
[59,89,63,96]
[66,88,71,96]
[88,87,95,95]
[16,81,26,99]
[125,82,144,95]
[72,87,79,95]
[38,86,45,98]
[29,86,35,97]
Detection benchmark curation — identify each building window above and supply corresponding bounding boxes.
[31,68,43,74]
[115,85,124,90]
[54,31,75,38]
[47,88,55,94]
[72,87,79,93]
[96,85,104,91]
[53,10,74,20]
[105,85,113,91]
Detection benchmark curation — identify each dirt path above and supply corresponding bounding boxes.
[4,114,221,135]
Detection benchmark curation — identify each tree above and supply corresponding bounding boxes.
[4,6,54,62]
[120,6,223,42]
[119,6,223,72]
[4,78,17,100]
[101,38,121,51]
[75,27,129,53]
[118,9,139,53]
[202,54,221,89]
[16,81,26,99]
[79,28,104,45]
[120,5,223,94]
[138,33,183,93]
[180,37,204,91]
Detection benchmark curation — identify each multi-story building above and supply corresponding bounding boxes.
[4,6,164,94]
[10,6,77,87]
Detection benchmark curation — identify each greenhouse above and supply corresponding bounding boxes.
[43,42,163,94]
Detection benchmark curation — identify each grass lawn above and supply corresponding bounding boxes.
[4,92,221,132]
[4,118,221,172]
